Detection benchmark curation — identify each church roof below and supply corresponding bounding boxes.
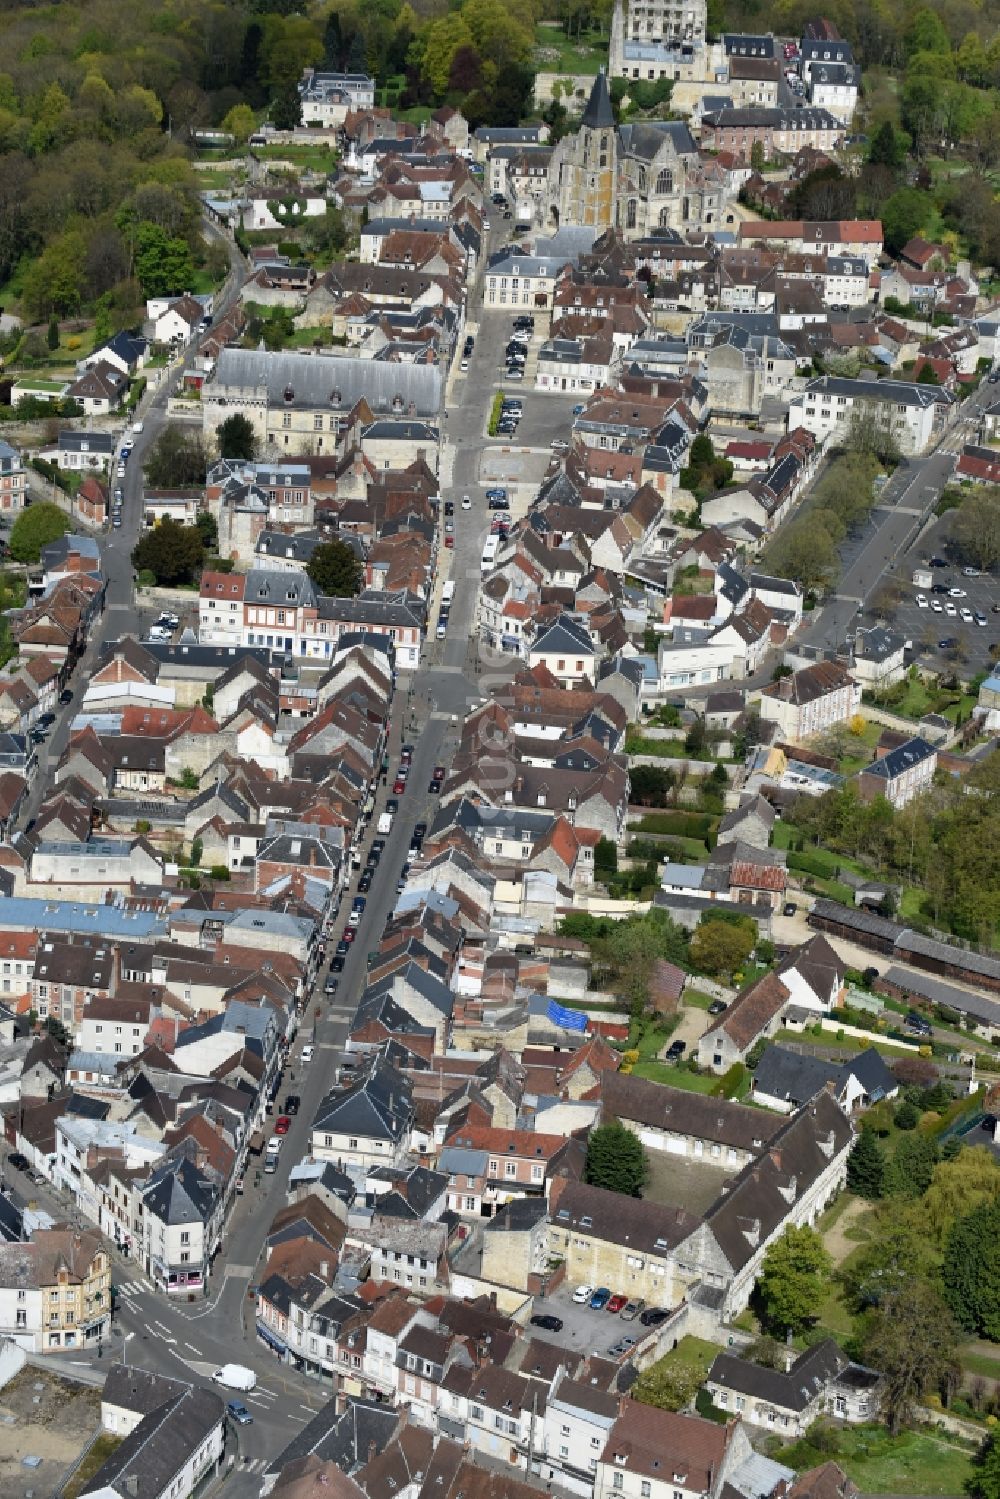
[581,71,615,130]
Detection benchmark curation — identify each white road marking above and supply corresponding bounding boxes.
[183,1341,200,1354]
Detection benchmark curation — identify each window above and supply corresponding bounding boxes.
[656,168,673,194]
[613,1476,623,1492]
[642,1485,651,1498]
[626,199,638,229]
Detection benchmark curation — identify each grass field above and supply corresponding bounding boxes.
[775,1424,975,1496]
[534,20,606,72]
[634,1060,717,1089]
[634,1335,719,1406]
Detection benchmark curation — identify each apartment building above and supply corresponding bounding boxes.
[759,661,861,742]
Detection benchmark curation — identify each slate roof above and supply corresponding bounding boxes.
[80,1386,225,1499]
[707,1338,848,1411]
[551,1179,701,1253]
[262,1396,398,1485]
[142,1153,218,1227]
[602,1072,782,1151]
[581,71,615,130]
[212,347,441,418]
[313,1057,412,1142]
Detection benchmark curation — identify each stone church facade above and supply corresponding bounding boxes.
[544,72,730,239]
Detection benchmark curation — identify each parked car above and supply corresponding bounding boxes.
[393,778,406,795]
[342,928,355,945]
[462,494,471,509]
[301,1044,314,1063]
[589,1287,612,1310]
[529,1313,563,1331]
[283,1095,300,1115]
[386,798,398,814]
[783,902,797,917]
[7,1153,28,1172]
[606,1294,628,1314]
[358,874,372,895]
[572,1284,594,1304]
[59,688,73,705]
[273,1115,291,1135]
[331,953,346,971]
[905,1009,932,1037]
[324,974,339,995]
[336,939,349,956]
[665,1040,685,1061]
[639,1307,669,1327]
[227,1402,253,1425]
[428,778,442,793]
[620,1299,644,1321]
[708,997,728,1015]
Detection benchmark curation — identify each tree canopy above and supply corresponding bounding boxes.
[9,503,69,564]
[216,413,258,462]
[131,518,204,585]
[144,426,208,489]
[754,1224,831,1336]
[863,1280,958,1435]
[584,1120,648,1197]
[689,918,755,980]
[306,539,364,598]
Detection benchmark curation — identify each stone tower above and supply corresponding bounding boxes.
[553,70,617,230]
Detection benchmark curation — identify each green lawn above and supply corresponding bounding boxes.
[683,989,717,1010]
[959,1345,1000,1380]
[534,21,606,73]
[253,144,338,173]
[866,674,967,723]
[775,1424,975,1496]
[836,721,883,774]
[634,1061,717,1090]
[634,1335,719,1402]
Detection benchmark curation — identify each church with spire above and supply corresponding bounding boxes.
[542,70,732,240]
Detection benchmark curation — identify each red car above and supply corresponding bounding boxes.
[433,765,445,780]
[274,1115,291,1135]
[606,1294,628,1314]
[393,778,407,795]
[342,928,356,944]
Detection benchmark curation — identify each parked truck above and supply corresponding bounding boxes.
[377,811,393,835]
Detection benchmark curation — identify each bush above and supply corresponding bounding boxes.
[209,864,231,881]
[487,391,504,436]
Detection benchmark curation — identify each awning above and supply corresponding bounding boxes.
[256,1320,287,1354]
[249,1131,265,1153]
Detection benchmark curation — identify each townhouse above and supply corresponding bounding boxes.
[701,106,845,163]
[759,660,861,742]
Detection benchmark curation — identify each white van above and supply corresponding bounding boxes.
[441,581,456,606]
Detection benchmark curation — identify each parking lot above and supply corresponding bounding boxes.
[875,514,999,678]
[523,1284,669,1360]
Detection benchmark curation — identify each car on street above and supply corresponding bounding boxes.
[59,688,73,705]
[348,909,363,928]
[429,778,442,793]
[639,1307,669,1327]
[358,873,372,894]
[589,1287,612,1310]
[274,1115,291,1135]
[324,974,340,995]
[331,953,346,972]
[301,1044,315,1063]
[961,607,973,622]
[620,1299,644,1320]
[386,798,398,814]
[7,1153,28,1172]
[607,1294,628,1314]
[915,594,927,608]
[948,587,967,598]
[930,599,943,612]
[938,638,956,649]
[572,1284,594,1304]
[550,438,569,453]
[504,368,524,380]
[227,1402,253,1425]
[393,778,406,795]
[964,567,982,576]
[112,514,122,528]
[444,520,454,535]
[462,495,471,509]
[283,1095,300,1115]
[976,612,987,626]
[530,1313,563,1331]
[342,928,355,945]
[413,822,427,844]
[336,939,349,956]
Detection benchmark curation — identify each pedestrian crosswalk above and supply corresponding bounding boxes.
[241,1456,269,1474]
[115,1277,155,1300]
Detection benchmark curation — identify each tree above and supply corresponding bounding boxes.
[131,519,204,585]
[846,402,903,468]
[307,539,363,598]
[869,119,904,171]
[132,223,194,299]
[46,316,59,352]
[847,1127,886,1199]
[951,486,1000,571]
[970,1430,1000,1499]
[840,1210,935,1310]
[629,764,676,807]
[894,1099,921,1130]
[144,426,207,488]
[942,1198,1000,1337]
[764,518,839,593]
[749,139,765,171]
[221,104,257,144]
[883,1131,938,1198]
[271,83,302,130]
[863,1280,958,1434]
[195,511,218,551]
[9,503,69,563]
[690,919,755,980]
[924,1147,1000,1248]
[755,1224,831,1336]
[216,413,258,462]
[584,1120,648,1197]
[633,1356,703,1412]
